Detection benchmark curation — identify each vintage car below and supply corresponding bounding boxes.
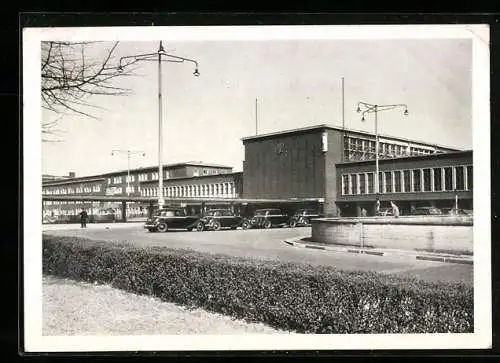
[94,208,117,223]
[247,208,290,229]
[441,208,472,216]
[144,208,200,232]
[411,206,442,216]
[288,209,322,227]
[376,208,394,217]
[195,209,245,231]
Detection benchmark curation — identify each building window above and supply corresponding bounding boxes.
[466,165,473,190]
[423,168,431,192]
[384,171,392,193]
[444,167,453,191]
[432,168,442,192]
[351,174,357,195]
[366,173,374,194]
[342,175,349,195]
[412,169,421,192]
[394,171,402,192]
[359,174,366,194]
[455,166,465,190]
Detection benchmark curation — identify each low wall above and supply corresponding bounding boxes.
[311,216,473,254]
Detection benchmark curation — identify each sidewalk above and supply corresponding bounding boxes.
[284,237,473,265]
[43,221,144,231]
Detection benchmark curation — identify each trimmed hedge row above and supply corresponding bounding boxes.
[42,235,473,333]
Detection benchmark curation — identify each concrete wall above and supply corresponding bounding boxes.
[311,217,473,254]
[324,129,344,217]
[242,131,325,199]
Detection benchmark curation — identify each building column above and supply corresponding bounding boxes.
[121,201,127,222]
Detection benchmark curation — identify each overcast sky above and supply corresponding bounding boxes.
[41,37,472,177]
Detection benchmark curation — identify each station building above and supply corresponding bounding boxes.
[42,124,473,221]
[241,124,470,217]
[42,162,239,220]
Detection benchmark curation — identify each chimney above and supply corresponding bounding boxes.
[68,172,75,178]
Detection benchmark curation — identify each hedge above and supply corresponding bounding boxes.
[42,235,473,334]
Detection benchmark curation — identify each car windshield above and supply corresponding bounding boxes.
[157,209,185,217]
[207,210,228,217]
[157,210,175,217]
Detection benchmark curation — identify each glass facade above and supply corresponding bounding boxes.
[343,135,439,161]
[341,164,472,196]
[444,167,453,191]
[412,169,421,192]
[423,168,431,192]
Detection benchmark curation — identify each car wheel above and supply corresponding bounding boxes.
[289,220,297,228]
[212,220,221,231]
[157,223,168,233]
[196,222,205,232]
[241,221,250,230]
[263,220,272,229]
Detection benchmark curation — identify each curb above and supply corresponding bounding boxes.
[284,237,473,265]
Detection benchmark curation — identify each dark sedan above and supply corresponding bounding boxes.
[248,208,290,229]
[144,208,200,232]
[196,209,246,231]
[288,209,322,227]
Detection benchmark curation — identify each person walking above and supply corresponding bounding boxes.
[390,201,400,218]
[80,208,88,228]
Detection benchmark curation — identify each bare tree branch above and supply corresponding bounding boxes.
[41,41,140,140]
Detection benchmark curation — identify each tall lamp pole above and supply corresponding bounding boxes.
[111,149,146,196]
[356,101,408,213]
[118,41,200,208]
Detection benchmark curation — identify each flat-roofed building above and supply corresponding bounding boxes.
[241,124,464,217]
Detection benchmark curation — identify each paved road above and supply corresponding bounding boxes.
[43,223,473,285]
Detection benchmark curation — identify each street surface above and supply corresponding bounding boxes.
[43,223,473,285]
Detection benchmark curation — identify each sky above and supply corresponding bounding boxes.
[41,36,473,177]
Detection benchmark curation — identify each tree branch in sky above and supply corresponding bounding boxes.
[41,41,140,141]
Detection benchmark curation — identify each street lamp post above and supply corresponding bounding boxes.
[356,101,408,214]
[117,41,200,209]
[111,149,146,196]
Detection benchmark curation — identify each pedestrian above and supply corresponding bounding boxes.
[361,207,367,217]
[80,208,88,228]
[390,201,400,218]
[375,197,381,215]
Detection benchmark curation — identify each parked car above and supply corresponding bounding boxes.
[288,209,322,227]
[94,208,117,223]
[376,208,394,216]
[411,207,442,216]
[195,209,245,231]
[42,215,57,224]
[144,208,200,232]
[247,208,290,229]
[441,208,472,216]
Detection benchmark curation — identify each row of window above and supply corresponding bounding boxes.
[343,136,440,162]
[142,182,237,198]
[43,184,102,195]
[108,169,227,185]
[341,165,473,195]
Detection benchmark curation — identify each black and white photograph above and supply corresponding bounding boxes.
[23,23,491,352]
